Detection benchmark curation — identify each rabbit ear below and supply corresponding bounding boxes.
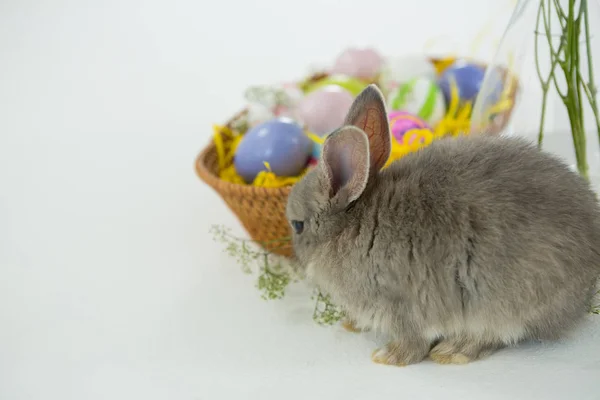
[319,126,370,207]
[344,84,391,173]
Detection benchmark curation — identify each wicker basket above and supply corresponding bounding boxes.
[195,59,519,259]
[196,114,294,257]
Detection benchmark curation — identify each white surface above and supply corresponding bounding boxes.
[1,0,599,399]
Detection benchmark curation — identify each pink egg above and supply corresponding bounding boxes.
[295,85,354,136]
[331,47,383,80]
[388,111,431,144]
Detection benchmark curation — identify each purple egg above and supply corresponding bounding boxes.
[331,47,384,80]
[388,111,431,144]
[295,85,354,136]
[234,118,313,183]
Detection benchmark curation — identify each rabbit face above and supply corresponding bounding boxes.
[286,84,391,275]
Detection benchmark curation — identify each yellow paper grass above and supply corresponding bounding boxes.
[431,57,457,75]
[434,77,474,138]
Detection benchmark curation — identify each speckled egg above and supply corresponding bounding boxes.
[388,111,431,144]
[387,77,446,126]
[234,118,313,183]
[295,85,354,136]
[331,47,384,80]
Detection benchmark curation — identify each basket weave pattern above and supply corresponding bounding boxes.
[196,131,293,257]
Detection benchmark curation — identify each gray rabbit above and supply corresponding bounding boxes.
[286,84,600,366]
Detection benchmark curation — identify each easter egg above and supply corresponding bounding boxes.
[438,60,501,105]
[234,118,313,183]
[304,74,368,97]
[295,85,354,136]
[388,111,431,144]
[379,55,438,95]
[331,47,384,80]
[387,77,446,126]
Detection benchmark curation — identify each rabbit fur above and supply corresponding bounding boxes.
[285,84,600,366]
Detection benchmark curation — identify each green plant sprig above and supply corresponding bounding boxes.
[534,0,600,180]
[210,224,344,324]
[312,290,346,325]
[256,253,291,300]
[581,0,600,147]
[210,225,292,293]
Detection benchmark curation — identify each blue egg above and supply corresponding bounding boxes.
[234,118,313,183]
[438,61,503,105]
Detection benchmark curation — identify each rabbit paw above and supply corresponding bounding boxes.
[341,318,363,333]
[371,340,429,367]
[429,338,500,365]
[429,346,472,365]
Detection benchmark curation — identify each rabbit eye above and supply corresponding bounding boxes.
[291,220,304,234]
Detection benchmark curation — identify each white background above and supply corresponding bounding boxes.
[1,0,599,399]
